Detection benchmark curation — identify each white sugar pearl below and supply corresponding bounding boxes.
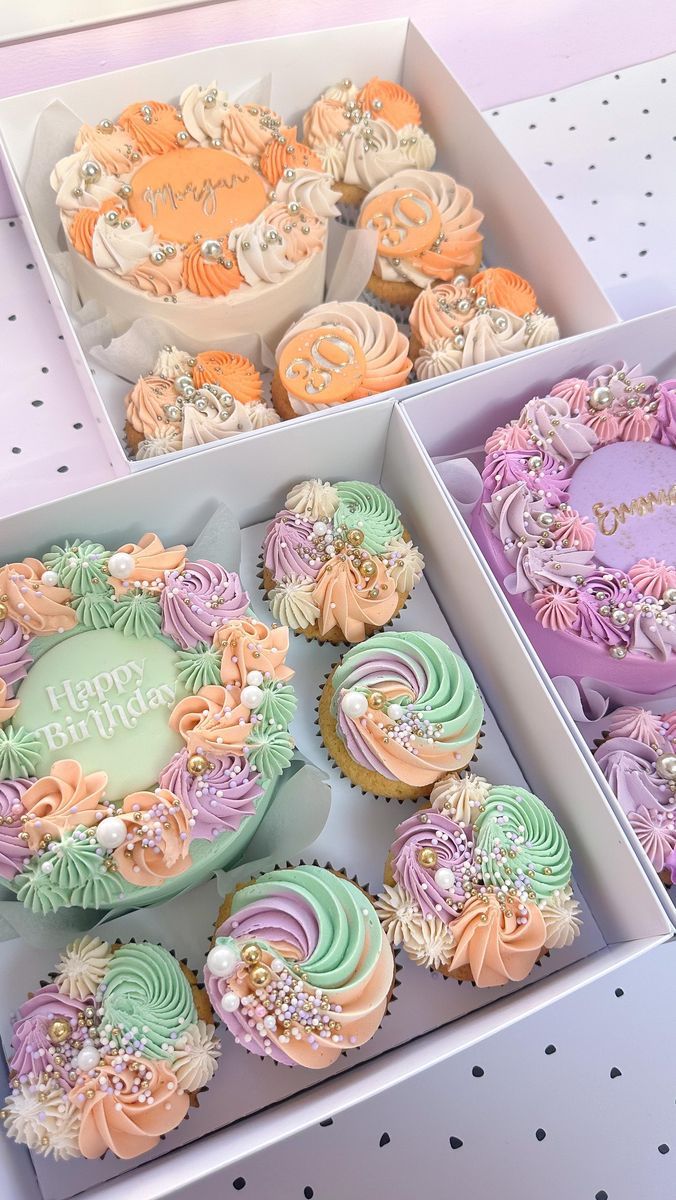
[221,991,241,1012]
[207,943,239,979]
[241,685,264,709]
[41,570,59,587]
[263,1015,277,1031]
[388,703,404,721]
[313,520,328,535]
[434,867,456,893]
[246,670,264,687]
[341,690,368,719]
[108,552,135,580]
[76,1044,101,1071]
[41,861,54,875]
[96,816,127,851]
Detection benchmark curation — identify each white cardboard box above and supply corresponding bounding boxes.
[0,18,617,481]
[401,304,676,925]
[0,399,669,1199]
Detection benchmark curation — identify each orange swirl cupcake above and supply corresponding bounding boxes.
[124,343,279,460]
[302,77,436,215]
[357,168,485,312]
[271,300,411,420]
[50,84,339,346]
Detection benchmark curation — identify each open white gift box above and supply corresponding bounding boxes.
[0,18,617,480]
[401,303,676,925]
[0,398,669,1200]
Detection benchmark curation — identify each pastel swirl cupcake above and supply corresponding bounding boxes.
[205,864,395,1068]
[1,937,219,1162]
[357,168,484,313]
[318,630,484,800]
[262,478,424,643]
[125,343,279,459]
[271,301,412,419]
[302,77,436,218]
[409,267,559,379]
[376,779,580,985]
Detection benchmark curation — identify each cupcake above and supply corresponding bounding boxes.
[318,630,484,800]
[302,77,436,219]
[410,267,560,380]
[593,706,676,884]
[376,778,581,984]
[1,936,219,1161]
[0,532,298,918]
[262,478,424,643]
[125,344,279,459]
[357,168,484,313]
[205,864,395,1067]
[271,301,412,419]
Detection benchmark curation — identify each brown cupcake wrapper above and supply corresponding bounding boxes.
[211,861,400,1066]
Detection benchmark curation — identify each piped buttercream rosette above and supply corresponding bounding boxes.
[271,301,412,419]
[261,478,424,643]
[205,864,395,1068]
[473,363,676,690]
[1,937,219,1162]
[125,343,279,460]
[318,630,484,801]
[410,267,559,380]
[376,778,580,985]
[51,87,340,337]
[593,705,676,883]
[0,532,298,916]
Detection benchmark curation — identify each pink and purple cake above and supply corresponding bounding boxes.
[472,362,676,690]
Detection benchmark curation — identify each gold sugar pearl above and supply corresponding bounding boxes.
[417,847,438,869]
[242,943,262,965]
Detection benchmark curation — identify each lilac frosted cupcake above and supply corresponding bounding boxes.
[594,706,676,883]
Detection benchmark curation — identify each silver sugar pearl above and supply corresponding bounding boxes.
[176,130,190,144]
[164,404,181,421]
[611,609,629,625]
[610,646,627,659]
[656,754,676,782]
[453,334,465,350]
[457,298,472,314]
[476,295,488,309]
[589,385,613,410]
[118,183,132,199]
[663,588,676,606]
[283,168,296,180]
[537,512,555,528]
[174,374,194,396]
[201,239,222,260]
[494,314,509,332]
[104,209,120,225]
[528,456,542,470]
[288,202,301,214]
[453,274,468,287]
[150,248,166,264]
[80,160,102,183]
[163,243,177,258]
[211,138,223,148]
[98,119,113,132]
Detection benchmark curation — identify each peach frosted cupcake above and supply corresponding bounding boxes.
[376,779,580,983]
[302,76,436,219]
[1,938,218,1161]
[124,344,279,458]
[271,300,412,419]
[357,168,485,314]
[410,267,559,379]
[262,478,424,643]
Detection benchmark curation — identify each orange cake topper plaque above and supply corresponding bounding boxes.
[278,326,367,406]
[359,187,441,258]
[128,147,268,243]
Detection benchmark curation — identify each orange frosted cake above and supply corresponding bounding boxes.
[51,85,341,345]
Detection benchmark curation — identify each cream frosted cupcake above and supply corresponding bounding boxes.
[271,300,412,419]
[410,267,559,379]
[318,630,484,801]
[302,77,436,218]
[262,478,424,643]
[125,344,279,459]
[357,168,484,313]
[205,864,395,1068]
[376,778,581,984]
[1,937,218,1162]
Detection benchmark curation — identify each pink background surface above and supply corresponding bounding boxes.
[1,0,675,216]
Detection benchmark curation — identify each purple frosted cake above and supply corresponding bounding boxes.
[472,362,676,690]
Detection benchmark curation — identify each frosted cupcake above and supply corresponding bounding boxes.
[357,168,484,313]
[376,778,581,984]
[125,344,279,459]
[594,706,676,883]
[410,267,559,380]
[302,77,436,219]
[1,937,218,1161]
[205,864,395,1067]
[262,478,424,643]
[318,630,484,800]
[271,300,411,419]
